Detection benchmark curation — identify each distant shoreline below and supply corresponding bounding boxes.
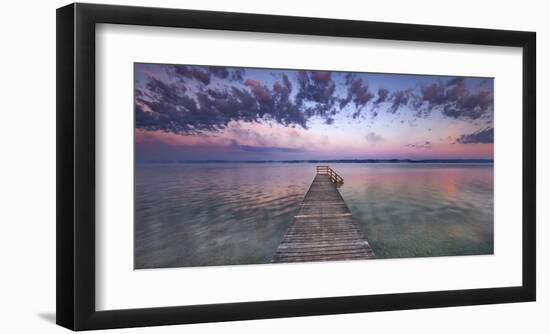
[138,159,494,164]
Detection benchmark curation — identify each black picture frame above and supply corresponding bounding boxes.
[56,2,536,331]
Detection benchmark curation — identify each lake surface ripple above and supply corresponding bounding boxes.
[135,163,493,269]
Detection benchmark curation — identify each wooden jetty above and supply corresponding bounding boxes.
[272,166,375,263]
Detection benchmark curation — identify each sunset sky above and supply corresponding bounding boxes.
[135,63,494,161]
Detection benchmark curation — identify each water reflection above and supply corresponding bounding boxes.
[135,163,493,269]
[338,164,493,259]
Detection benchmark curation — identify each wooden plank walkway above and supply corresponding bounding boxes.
[272,167,375,263]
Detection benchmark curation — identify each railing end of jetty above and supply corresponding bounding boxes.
[316,165,344,185]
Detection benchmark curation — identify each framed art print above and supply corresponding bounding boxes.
[56,3,536,330]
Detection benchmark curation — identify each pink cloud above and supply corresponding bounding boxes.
[136,121,329,152]
[136,120,493,160]
[245,79,271,102]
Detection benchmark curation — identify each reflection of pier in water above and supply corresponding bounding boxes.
[272,166,375,263]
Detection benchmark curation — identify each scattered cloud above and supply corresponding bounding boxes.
[171,65,211,85]
[340,76,374,116]
[419,77,493,120]
[405,141,432,149]
[365,131,384,143]
[389,88,414,114]
[374,88,390,107]
[456,127,493,144]
[296,70,336,105]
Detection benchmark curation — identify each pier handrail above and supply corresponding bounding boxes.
[316,166,344,184]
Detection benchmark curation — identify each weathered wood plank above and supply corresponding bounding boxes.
[272,170,375,263]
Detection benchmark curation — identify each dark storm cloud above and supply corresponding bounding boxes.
[245,79,271,102]
[136,75,270,134]
[294,71,340,119]
[171,65,211,85]
[135,77,212,134]
[374,88,389,106]
[442,90,492,119]
[418,77,493,120]
[421,82,446,105]
[339,77,374,114]
[135,103,157,128]
[456,127,494,144]
[169,65,246,85]
[207,66,229,79]
[232,69,245,81]
[296,71,337,106]
[388,88,414,114]
[136,65,494,135]
[137,67,348,134]
[145,77,187,100]
[338,75,493,121]
[446,77,464,87]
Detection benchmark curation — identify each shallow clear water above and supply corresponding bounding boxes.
[135,163,493,269]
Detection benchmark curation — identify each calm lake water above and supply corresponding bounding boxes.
[135,163,493,269]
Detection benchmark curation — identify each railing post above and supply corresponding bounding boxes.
[316,166,343,184]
